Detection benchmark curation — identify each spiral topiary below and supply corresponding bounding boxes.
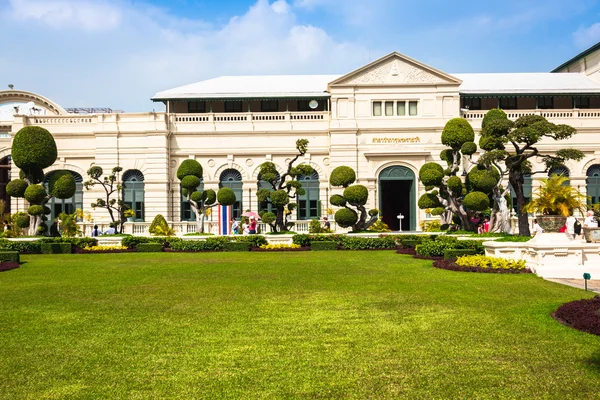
[177,159,203,180]
[12,126,58,171]
[463,191,490,211]
[441,118,475,150]
[216,187,236,205]
[419,163,444,187]
[28,205,44,216]
[343,185,368,206]
[330,194,346,207]
[418,193,441,209]
[6,179,28,197]
[335,208,358,228]
[467,165,500,194]
[24,184,47,204]
[330,166,356,187]
[447,176,463,193]
[181,175,201,190]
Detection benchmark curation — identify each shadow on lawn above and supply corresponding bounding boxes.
[584,351,600,373]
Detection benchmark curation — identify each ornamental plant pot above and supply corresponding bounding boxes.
[583,227,600,243]
[536,215,567,232]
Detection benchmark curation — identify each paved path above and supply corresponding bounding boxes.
[546,278,600,294]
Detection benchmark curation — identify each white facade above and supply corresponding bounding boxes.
[2,51,600,233]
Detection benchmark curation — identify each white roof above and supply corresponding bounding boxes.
[153,75,340,100]
[455,73,600,94]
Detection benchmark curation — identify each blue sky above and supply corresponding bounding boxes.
[1,0,600,111]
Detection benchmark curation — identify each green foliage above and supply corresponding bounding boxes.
[420,220,442,232]
[261,212,276,227]
[441,118,475,150]
[24,184,47,204]
[270,190,289,207]
[121,236,177,249]
[334,208,358,228]
[368,209,379,217]
[136,243,164,252]
[152,225,176,236]
[367,219,392,232]
[0,238,41,253]
[418,193,441,209]
[217,187,236,206]
[181,175,201,190]
[292,234,346,247]
[14,212,30,229]
[223,242,251,252]
[443,248,479,261]
[467,165,500,194]
[87,166,103,179]
[40,243,72,254]
[329,166,356,187]
[494,236,532,242]
[232,235,268,248]
[463,191,490,211]
[309,219,330,234]
[6,179,28,198]
[343,185,368,205]
[415,236,484,257]
[419,163,444,187]
[48,170,76,199]
[330,194,346,207]
[310,241,338,250]
[58,211,82,237]
[455,255,526,270]
[522,174,587,216]
[27,205,44,216]
[481,108,508,130]
[440,149,454,165]
[341,236,396,250]
[446,176,463,193]
[460,142,477,156]
[149,214,169,235]
[177,159,203,180]
[11,126,58,172]
[204,189,217,205]
[40,237,98,249]
[431,207,446,216]
[0,251,20,263]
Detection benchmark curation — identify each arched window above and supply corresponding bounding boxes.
[44,170,83,221]
[0,156,11,215]
[510,175,532,215]
[586,164,600,206]
[257,171,280,214]
[122,170,145,221]
[219,169,243,219]
[549,165,570,186]
[181,179,204,222]
[297,171,320,220]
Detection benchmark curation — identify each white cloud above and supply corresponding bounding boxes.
[9,0,122,31]
[0,0,370,111]
[574,23,600,49]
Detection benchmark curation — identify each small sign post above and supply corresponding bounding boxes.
[397,213,404,232]
[583,273,591,291]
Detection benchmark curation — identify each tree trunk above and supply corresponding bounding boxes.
[508,170,530,236]
[276,207,285,232]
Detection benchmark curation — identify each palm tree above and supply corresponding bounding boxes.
[523,174,588,216]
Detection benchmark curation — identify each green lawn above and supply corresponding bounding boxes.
[1,251,599,399]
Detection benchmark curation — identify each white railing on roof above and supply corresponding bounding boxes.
[173,111,329,124]
[464,108,600,120]
[32,116,95,124]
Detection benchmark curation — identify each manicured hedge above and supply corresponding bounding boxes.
[122,236,181,249]
[223,242,251,252]
[293,234,346,247]
[40,237,98,249]
[443,249,479,261]
[415,236,484,257]
[41,243,72,254]
[0,251,20,263]
[233,235,268,247]
[341,237,396,250]
[136,243,163,252]
[0,239,41,254]
[310,241,338,251]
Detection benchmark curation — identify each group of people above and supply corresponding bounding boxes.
[90,224,116,237]
[231,216,257,235]
[532,210,598,239]
[470,214,490,234]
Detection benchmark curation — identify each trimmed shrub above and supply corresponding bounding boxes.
[441,118,475,150]
[463,191,490,211]
[223,242,251,252]
[467,165,500,193]
[233,235,268,248]
[40,237,98,249]
[292,234,345,247]
[217,187,236,206]
[482,108,507,130]
[401,239,420,249]
[12,126,58,170]
[24,184,47,204]
[48,171,76,199]
[443,248,479,261]
[446,176,463,193]
[6,179,28,197]
[122,236,179,249]
[341,237,396,250]
[343,185,368,205]
[335,208,358,228]
[418,193,440,209]
[419,163,444,187]
[149,214,169,235]
[330,194,346,207]
[41,243,72,254]
[455,255,526,270]
[330,166,356,187]
[177,159,203,180]
[460,141,477,156]
[0,239,41,254]
[311,241,338,250]
[27,205,44,216]
[136,243,164,252]
[0,251,20,263]
[181,175,201,190]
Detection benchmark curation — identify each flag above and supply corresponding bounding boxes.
[218,205,232,235]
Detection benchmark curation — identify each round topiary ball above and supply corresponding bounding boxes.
[261,212,276,225]
[15,213,30,228]
[37,223,48,235]
[216,187,236,205]
[431,207,446,216]
[461,141,477,156]
[28,205,44,216]
[204,189,217,205]
[447,176,463,193]
[343,185,368,206]
[181,175,201,190]
[441,118,475,150]
[270,190,289,207]
[177,159,203,180]
[419,163,444,187]
[368,209,379,216]
[335,208,358,228]
[482,108,508,130]
[49,171,76,199]
[6,179,28,198]
[12,126,58,171]
[479,135,505,152]
[24,184,47,204]
[418,193,440,209]
[87,165,103,179]
[463,191,491,211]
[330,166,356,187]
[330,194,346,207]
[190,191,203,202]
[468,165,500,194]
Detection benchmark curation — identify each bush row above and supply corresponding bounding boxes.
[0,237,99,254]
[415,236,484,257]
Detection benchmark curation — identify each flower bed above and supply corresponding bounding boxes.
[554,296,600,336]
[431,255,532,274]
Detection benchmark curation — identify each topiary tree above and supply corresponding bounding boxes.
[417,118,489,231]
[256,139,314,232]
[329,165,378,231]
[149,214,169,235]
[8,126,76,235]
[177,159,236,233]
[478,109,583,236]
[83,165,129,233]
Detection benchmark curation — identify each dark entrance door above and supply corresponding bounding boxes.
[378,166,416,231]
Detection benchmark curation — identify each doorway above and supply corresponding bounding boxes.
[378,166,415,231]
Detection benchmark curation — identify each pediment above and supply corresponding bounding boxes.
[329,52,461,86]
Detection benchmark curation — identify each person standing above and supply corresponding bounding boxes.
[323,216,331,230]
[248,216,257,234]
[565,213,578,239]
[231,219,240,235]
[532,219,544,237]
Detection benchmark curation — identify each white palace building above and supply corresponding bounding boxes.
[2,45,600,234]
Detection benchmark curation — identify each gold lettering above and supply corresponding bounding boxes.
[371,137,421,144]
